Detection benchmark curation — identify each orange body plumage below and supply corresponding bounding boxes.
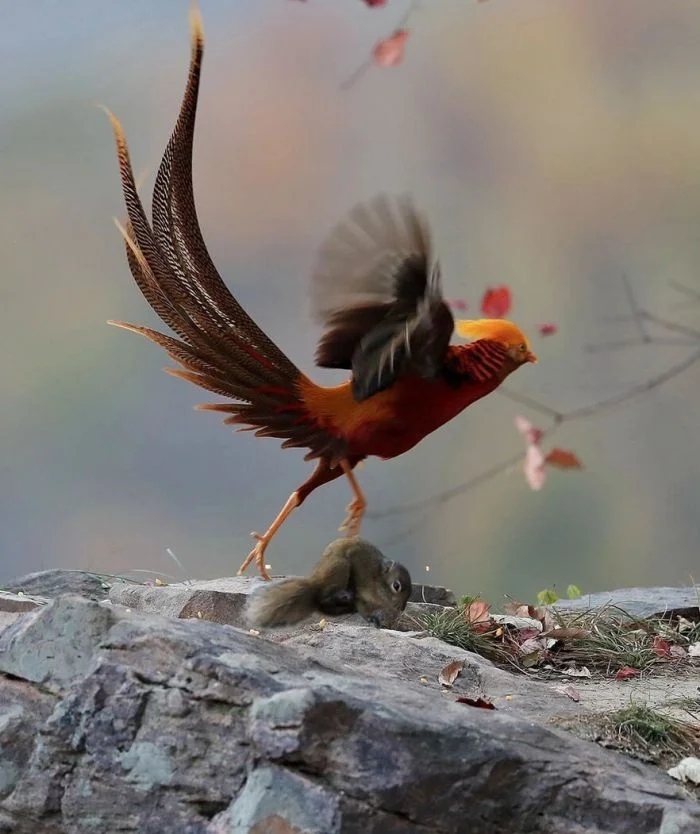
[105,10,537,579]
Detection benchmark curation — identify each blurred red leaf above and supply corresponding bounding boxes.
[545,448,584,470]
[615,666,640,681]
[449,299,469,312]
[538,323,558,337]
[652,636,672,658]
[455,696,496,709]
[480,285,512,318]
[364,0,388,5]
[524,444,547,491]
[373,29,410,67]
[514,415,544,446]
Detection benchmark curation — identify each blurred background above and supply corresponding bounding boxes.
[2,0,699,602]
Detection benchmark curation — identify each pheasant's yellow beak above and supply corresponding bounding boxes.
[525,350,538,364]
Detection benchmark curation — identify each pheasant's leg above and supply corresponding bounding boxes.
[237,492,300,580]
[338,459,367,537]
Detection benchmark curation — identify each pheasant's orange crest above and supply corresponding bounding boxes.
[454,318,531,350]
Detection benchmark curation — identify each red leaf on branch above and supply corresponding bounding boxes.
[545,448,584,470]
[524,444,547,491]
[514,415,544,446]
[538,323,558,337]
[480,285,512,318]
[615,666,640,681]
[373,29,410,68]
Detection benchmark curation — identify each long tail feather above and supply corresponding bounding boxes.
[105,10,346,464]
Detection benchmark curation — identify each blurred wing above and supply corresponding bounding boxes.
[310,194,454,401]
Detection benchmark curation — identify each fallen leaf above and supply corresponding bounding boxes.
[514,415,543,446]
[465,599,491,624]
[677,616,695,633]
[667,757,700,785]
[545,448,584,470]
[504,601,538,619]
[480,285,512,318]
[439,659,465,687]
[555,684,581,702]
[538,323,558,337]
[688,642,700,658]
[455,696,496,710]
[519,636,545,656]
[669,645,687,659]
[561,666,591,678]
[372,29,410,68]
[615,666,640,681]
[524,443,547,491]
[652,636,672,658]
[154,577,165,586]
[419,675,430,685]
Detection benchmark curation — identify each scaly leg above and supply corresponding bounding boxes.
[338,459,367,537]
[237,492,300,580]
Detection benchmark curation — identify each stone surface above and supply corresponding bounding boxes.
[0,595,697,833]
[0,590,48,614]
[2,569,111,602]
[554,585,700,619]
[408,583,456,607]
[109,576,263,628]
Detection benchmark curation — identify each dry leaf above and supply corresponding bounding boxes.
[545,448,584,470]
[669,645,687,659]
[688,642,700,658]
[455,696,496,710]
[438,659,465,688]
[615,666,640,681]
[561,666,591,678]
[465,599,491,624]
[667,757,700,785]
[652,636,672,658]
[555,684,581,702]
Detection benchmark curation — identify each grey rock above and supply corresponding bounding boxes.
[109,576,261,628]
[0,590,48,614]
[408,583,456,607]
[554,586,700,620]
[2,570,111,602]
[0,595,696,833]
[0,594,116,692]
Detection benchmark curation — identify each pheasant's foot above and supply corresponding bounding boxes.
[338,498,366,537]
[237,532,272,581]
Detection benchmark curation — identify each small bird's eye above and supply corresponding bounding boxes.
[519,343,527,352]
[392,580,402,593]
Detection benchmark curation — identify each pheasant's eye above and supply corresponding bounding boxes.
[519,343,527,352]
[391,580,402,593]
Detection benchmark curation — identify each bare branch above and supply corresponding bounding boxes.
[371,279,699,546]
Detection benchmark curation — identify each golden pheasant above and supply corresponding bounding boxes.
[105,9,537,580]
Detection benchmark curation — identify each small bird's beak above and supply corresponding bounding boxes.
[525,350,538,364]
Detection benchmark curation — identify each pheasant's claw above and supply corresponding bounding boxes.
[238,536,272,581]
[338,498,366,537]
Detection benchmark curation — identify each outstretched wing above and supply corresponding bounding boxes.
[309,195,455,402]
